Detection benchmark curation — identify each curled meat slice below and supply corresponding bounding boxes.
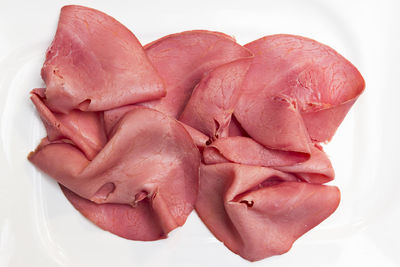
[235,34,365,146]
[41,5,165,113]
[196,163,340,261]
[102,30,252,146]
[275,144,335,184]
[203,137,334,184]
[236,95,311,156]
[180,58,252,140]
[102,104,209,149]
[61,187,166,241]
[30,90,106,160]
[202,136,308,167]
[228,115,249,137]
[142,30,253,118]
[29,107,200,239]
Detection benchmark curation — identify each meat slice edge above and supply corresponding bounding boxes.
[141,30,253,118]
[29,107,200,240]
[196,163,340,261]
[42,5,165,113]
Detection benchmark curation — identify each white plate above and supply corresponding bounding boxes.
[1,0,400,266]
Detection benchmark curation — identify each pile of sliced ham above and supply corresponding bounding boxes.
[28,5,365,262]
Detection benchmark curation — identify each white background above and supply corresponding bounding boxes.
[1,0,400,266]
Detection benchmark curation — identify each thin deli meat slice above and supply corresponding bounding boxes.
[235,34,365,146]
[237,95,312,156]
[202,136,308,167]
[61,186,166,241]
[102,104,209,148]
[275,143,335,184]
[27,7,365,259]
[228,115,249,137]
[29,107,200,240]
[196,163,340,261]
[180,58,252,140]
[203,137,334,184]
[102,30,251,143]
[141,30,253,118]
[30,89,106,160]
[41,5,165,113]
[102,104,138,135]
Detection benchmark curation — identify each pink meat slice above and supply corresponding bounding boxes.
[236,95,312,155]
[143,30,236,48]
[203,136,308,167]
[180,123,210,149]
[41,5,165,113]
[102,30,250,142]
[29,107,200,239]
[61,186,165,241]
[203,137,333,184]
[102,104,209,148]
[180,58,252,140]
[235,34,365,147]
[228,115,249,137]
[141,30,253,118]
[196,163,340,261]
[102,104,137,135]
[30,90,106,160]
[275,143,335,184]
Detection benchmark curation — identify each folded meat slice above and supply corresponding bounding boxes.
[101,30,251,145]
[102,104,137,135]
[203,137,333,184]
[180,123,210,149]
[29,107,200,239]
[102,104,209,148]
[237,95,311,155]
[41,5,165,113]
[141,30,253,118]
[180,58,252,140]
[203,136,308,167]
[275,143,335,184]
[196,163,340,261]
[235,34,365,146]
[61,186,166,241]
[30,89,106,160]
[228,115,249,137]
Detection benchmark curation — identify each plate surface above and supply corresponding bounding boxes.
[1,0,400,266]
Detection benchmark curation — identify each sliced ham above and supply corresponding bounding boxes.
[202,136,309,167]
[41,5,165,113]
[203,137,333,184]
[180,123,210,149]
[196,163,340,261]
[61,186,166,241]
[28,8,365,261]
[29,107,200,239]
[102,30,252,143]
[141,30,253,118]
[180,58,252,140]
[235,34,365,146]
[228,115,249,137]
[102,103,209,148]
[236,95,311,155]
[30,90,106,160]
[275,144,335,184]
[103,104,137,135]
